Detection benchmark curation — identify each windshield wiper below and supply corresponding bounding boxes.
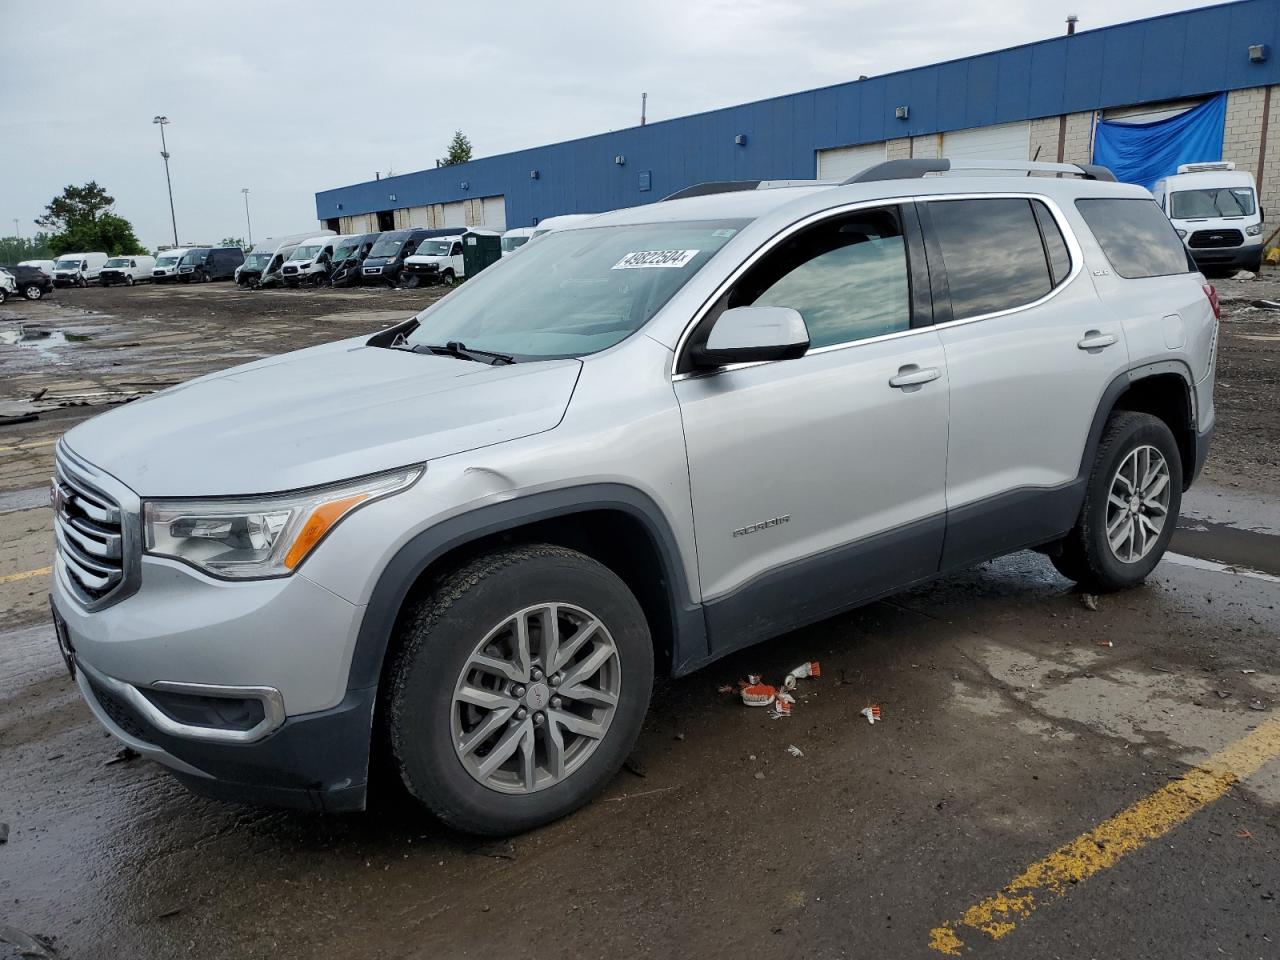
[394,339,515,365]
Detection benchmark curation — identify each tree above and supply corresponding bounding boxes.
[220,236,249,251]
[35,182,115,232]
[0,232,56,264]
[36,182,147,257]
[439,130,473,166]
[50,213,146,257]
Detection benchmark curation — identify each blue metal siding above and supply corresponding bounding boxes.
[316,0,1280,227]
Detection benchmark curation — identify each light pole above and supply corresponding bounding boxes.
[153,115,179,247]
[241,188,253,247]
[11,219,18,239]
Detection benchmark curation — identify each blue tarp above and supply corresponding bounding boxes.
[1093,93,1227,190]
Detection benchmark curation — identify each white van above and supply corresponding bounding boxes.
[152,248,191,282]
[500,226,536,257]
[238,231,334,286]
[99,255,157,287]
[52,252,109,287]
[280,234,349,286]
[401,229,500,286]
[528,214,598,242]
[1152,162,1265,273]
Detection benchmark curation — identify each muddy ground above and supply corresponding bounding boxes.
[0,277,1278,960]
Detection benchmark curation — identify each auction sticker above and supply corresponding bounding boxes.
[612,249,700,269]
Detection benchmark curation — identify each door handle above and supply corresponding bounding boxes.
[888,364,941,389]
[1077,330,1118,351]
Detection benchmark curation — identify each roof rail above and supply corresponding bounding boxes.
[661,181,762,202]
[844,158,1117,184]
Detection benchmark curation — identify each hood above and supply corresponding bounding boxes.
[405,255,444,266]
[64,339,582,497]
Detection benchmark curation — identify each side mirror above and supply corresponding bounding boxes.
[690,306,809,368]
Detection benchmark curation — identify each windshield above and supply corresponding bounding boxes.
[55,259,81,270]
[501,236,529,253]
[179,252,203,266]
[331,243,359,261]
[242,253,271,269]
[104,258,130,268]
[417,241,453,257]
[369,237,404,258]
[405,220,744,360]
[156,255,180,267]
[1171,187,1257,219]
[289,244,323,261]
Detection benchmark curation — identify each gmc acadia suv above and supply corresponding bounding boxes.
[50,159,1217,834]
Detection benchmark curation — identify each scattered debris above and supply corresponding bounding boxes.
[1233,270,1257,281]
[733,662,822,715]
[740,677,777,707]
[603,785,678,802]
[1236,828,1253,840]
[861,705,882,725]
[623,756,647,778]
[673,732,685,741]
[155,906,183,920]
[786,744,804,758]
[782,661,821,691]
[1081,593,1099,612]
[753,771,766,780]
[1217,690,1231,700]
[1242,669,1258,675]
[1249,700,1267,712]
[1249,298,1280,309]
[103,746,139,766]
[473,839,517,860]
[1095,639,1114,648]
[768,691,795,719]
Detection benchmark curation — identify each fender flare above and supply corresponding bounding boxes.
[345,483,707,694]
[1077,360,1196,482]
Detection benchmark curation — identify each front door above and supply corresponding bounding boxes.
[674,204,949,654]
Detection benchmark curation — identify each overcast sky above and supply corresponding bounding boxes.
[1,0,1228,250]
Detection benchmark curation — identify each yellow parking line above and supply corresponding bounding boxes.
[0,565,52,584]
[928,716,1280,955]
[0,437,58,454]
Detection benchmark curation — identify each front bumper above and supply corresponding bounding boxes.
[1188,241,1264,270]
[53,548,374,812]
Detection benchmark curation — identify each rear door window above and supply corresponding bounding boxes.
[1074,198,1191,279]
[926,198,1052,320]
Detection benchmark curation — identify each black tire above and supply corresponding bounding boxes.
[441,270,455,286]
[387,544,653,835]
[1052,411,1182,590]
[0,288,6,304]
[402,274,420,289]
[125,275,135,286]
[22,285,43,301]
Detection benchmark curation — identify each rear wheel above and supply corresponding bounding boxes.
[387,544,653,835]
[1052,411,1182,590]
[22,284,43,301]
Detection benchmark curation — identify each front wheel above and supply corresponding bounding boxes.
[125,275,135,286]
[387,545,654,835]
[1052,411,1182,590]
[22,284,43,301]
[441,269,455,286]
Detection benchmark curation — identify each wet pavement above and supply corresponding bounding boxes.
[1,281,1278,959]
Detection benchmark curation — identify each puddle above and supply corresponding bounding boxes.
[0,325,91,362]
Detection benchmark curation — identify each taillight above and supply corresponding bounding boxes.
[1202,282,1221,321]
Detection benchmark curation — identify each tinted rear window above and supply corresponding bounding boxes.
[928,198,1052,320]
[1074,198,1190,279]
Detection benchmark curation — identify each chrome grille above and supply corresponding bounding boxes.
[53,443,140,610]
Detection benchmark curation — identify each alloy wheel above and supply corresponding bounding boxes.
[450,602,621,795]
[1105,444,1171,563]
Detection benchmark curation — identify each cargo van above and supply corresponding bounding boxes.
[500,226,536,256]
[51,252,108,287]
[1152,162,1265,274]
[327,233,382,287]
[177,246,246,283]
[360,228,454,286]
[99,255,157,286]
[18,259,57,277]
[280,234,351,286]
[236,232,333,287]
[152,248,190,282]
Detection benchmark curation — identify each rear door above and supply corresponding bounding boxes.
[920,195,1130,569]
[674,203,949,654]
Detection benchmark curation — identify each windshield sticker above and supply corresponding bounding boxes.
[612,249,700,270]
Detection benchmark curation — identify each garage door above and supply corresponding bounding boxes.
[816,141,887,180]
[440,201,468,228]
[1103,99,1201,125]
[482,195,507,232]
[940,121,1031,164]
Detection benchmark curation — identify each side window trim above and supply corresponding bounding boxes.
[901,201,935,329]
[916,192,1085,331]
[673,199,930,376]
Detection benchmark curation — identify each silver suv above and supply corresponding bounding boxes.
[50,160,1217,834]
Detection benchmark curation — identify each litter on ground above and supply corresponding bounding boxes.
[861,705,882,724]
[787,744,804,758]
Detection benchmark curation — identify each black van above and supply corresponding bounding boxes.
[177,246,246,283]
[328,233,383,288]
[360,228,455,287]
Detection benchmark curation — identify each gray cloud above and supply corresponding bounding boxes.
[0,0,1224,249]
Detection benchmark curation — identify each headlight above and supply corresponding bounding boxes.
[144,466,422,579]
[1246,223,1263,236]
[1175,228,1188,238]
